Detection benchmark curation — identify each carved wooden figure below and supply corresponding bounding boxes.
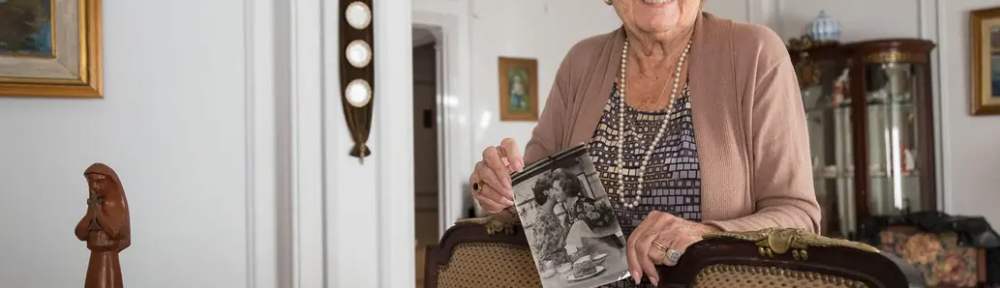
[74,163,131,288]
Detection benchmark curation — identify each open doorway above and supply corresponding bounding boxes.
[412,26,441,288]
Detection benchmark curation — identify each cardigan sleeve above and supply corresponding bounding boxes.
[704,36,822,233]
[523,48,575,165]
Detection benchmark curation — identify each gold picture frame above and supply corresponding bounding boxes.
[498,57,539,122]
[0,0,103,98]
[970,6,1000,115]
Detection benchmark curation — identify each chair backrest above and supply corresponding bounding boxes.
[657,228,927,288]
[423,214,542,288]
[425,216,925,288]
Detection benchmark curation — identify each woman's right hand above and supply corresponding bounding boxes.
[470,138,525,213]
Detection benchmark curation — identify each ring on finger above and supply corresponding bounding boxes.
[471,181,485,194]
[666,249,682,263]
[652,241,669,253]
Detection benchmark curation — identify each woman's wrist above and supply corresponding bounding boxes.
[690,222,721,237]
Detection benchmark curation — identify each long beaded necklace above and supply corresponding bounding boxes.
[615,37,692,209]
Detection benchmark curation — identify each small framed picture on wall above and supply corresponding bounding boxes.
[0,0,104,98]
[498,57,539,121]
[969,6,1000,115]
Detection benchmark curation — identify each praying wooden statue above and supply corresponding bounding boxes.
[74,163,131,288]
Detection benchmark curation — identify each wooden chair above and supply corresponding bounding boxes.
[658,228,927,288]
[423,213,540,288]
[425,214,926,288]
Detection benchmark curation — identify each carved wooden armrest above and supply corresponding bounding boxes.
[453,207,520,236]
[703,227,880,260]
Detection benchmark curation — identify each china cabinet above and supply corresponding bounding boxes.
[788,37,938,238]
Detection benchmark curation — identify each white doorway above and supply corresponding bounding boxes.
[411,7,473,287]
[412,25,442,288]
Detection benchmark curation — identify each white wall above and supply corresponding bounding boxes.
[468,0,620,151]
[0,0,254,287]
[936,0,1000,225]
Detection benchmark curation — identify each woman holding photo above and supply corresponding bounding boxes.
[468,0,821,286]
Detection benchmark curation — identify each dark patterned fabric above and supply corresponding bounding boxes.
[529,207,569,265]
[589,82,702,288]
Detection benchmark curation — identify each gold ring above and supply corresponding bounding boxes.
[652,241,669,253]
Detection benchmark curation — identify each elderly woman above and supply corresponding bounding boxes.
[469,0,820,286]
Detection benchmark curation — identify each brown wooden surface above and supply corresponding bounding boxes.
[848,45,871,224]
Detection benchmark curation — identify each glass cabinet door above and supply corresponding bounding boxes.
[795,39,936,239]
[864,62,926,216]
[804,58,854,238]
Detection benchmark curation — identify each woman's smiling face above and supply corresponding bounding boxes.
[550,180,568,202]
[612,0,701,36]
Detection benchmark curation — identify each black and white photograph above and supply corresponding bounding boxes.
[511,144,631,288]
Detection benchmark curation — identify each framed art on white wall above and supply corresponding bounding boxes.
[0,0,103,98]
[970,6,1000,115]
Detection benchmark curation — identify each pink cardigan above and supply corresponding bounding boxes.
[523,12,821,233]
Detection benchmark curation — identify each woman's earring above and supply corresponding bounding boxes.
[605,0,612,5]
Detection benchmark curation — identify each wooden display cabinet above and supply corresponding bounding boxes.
[788,37,938,238]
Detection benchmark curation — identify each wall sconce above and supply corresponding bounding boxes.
[339,0,374,163]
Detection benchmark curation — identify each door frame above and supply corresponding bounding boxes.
[413,5,473,239]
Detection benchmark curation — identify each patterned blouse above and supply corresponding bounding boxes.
[589,82,703,288]
[529,204,569,265]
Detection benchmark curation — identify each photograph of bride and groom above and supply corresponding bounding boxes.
[512,150,630,288]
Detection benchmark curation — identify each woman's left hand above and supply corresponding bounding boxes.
[626,211,720,284]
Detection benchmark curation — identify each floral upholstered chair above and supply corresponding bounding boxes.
[877,228,982,287]
[856,212,1000,288]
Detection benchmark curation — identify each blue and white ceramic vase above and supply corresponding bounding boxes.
[808,10,842,42]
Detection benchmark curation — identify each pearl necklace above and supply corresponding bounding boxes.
[615,37,692,209]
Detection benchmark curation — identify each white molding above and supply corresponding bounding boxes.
[244,0,282,286]
[289,0,326,286]
[413,5,473,239]
[377,0,416,287]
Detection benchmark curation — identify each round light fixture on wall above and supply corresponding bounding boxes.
[340,0,374,163]
[345,2,372,30]
[344,79,372,108]
[345,40,372,68]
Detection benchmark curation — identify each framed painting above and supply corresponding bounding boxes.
[0,0,103,98]
[498,57,539,121]
[970,7,1000,115]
